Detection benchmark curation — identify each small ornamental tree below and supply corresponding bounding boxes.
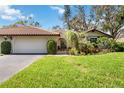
[1,41,11,54]
[47,40,57,54]
[65,30,78,49]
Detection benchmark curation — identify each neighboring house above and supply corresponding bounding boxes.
[53,28,112,50]
[54,28,112,43]
[83,28,112,42]
[0,26,60,54]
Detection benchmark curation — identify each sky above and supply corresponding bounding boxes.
[0,5,91,29]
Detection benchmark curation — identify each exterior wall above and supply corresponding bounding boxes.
[12,36,59,53]
[84,31,109,41]
[0,36,59,54]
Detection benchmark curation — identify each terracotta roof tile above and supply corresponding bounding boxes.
[0,26,60,36]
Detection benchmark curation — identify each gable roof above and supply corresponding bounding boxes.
[0,26,60,36]
[85,28,112,37]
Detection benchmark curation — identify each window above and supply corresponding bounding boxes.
[90,37,97,43]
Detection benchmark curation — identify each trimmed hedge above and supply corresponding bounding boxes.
[1,41,11,54]
[47,40,57,54]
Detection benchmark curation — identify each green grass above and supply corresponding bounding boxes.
[0,52,124,88]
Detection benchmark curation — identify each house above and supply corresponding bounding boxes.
[0,26,112,54]
[53,28,112,50]
[0,26,60,54]
[54,28,112,44]
[83,28,112,42]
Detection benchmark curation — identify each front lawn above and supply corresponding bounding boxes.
[0,52,124,88]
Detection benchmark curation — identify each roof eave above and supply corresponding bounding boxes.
[86,29,112,38]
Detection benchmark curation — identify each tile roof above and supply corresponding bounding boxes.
[0,26,60,36]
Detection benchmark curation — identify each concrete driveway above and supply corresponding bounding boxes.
[0,55,42,83]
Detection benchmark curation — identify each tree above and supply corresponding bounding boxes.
[52,25,62,30]
[69,16,84,31]
[67,6,89,31]
[65,30,78,49]
[25,16,41,27]
[93,5,124,39]
[87,6,100,29]
[34,21,40,27]
[63,5,71,29]
[9,16,41,27]
[68,6,88,31]
[12,20,26,27]
[76,5,88,30]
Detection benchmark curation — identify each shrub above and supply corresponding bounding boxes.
[79,41,95,55]
[69,48,78,55]
[47,40,57,54]
[97,37,114,49]
[1,41,11,54]
[112,42,124,52]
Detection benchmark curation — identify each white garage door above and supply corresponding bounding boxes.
[13,36,47,53]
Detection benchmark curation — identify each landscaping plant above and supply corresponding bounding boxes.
[78,41,95,55]
[97,37,113,49]
[68,48,78,55]
[47,40,57,54]
[112,42,124,52]
[65,30,78,49]
[1,41,11,54]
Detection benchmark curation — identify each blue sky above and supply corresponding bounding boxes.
[0,5,91,29]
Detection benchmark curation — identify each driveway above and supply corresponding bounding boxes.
[0,55,42,83]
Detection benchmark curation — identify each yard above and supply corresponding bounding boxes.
[0,52,124,88]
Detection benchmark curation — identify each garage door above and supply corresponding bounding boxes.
[13,36,47,53]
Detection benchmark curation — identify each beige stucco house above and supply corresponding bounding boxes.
[0,26,112,54]
[55,28,112,44]
[0,26,60,54]
[83,28,112,42]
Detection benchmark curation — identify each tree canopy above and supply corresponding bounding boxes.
[4,16,41,28]
[63,5,124,39]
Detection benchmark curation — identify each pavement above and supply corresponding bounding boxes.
[0,54,42,83]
